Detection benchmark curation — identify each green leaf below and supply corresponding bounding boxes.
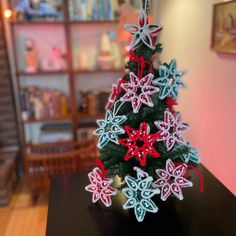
[140,199,158,213]
[141,189,159,199]
[122,188,136,198]
[159,65,169,78]
[112,115,127,125]
[107,132,119,144]
[97,120,106,128]
[135,203,146,222]
[138,177,153,190]
[97,134,109,149]
[123,198,137,209]
[188,148,200,164]
[171,86,178,98]
[111,125,125,134]
[105,110,113,123]
[159,86,171,99]
[93,128,104,136]
[168,59,177,74]
[125,176,138,191]
[153,77,168,86]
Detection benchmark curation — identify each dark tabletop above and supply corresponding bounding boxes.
[46,165,236,236]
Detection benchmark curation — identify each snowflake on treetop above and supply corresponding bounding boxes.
[120,72,159,114]
[85,167,117,207]
[119,122,160,167]
[152,59,185,100]
[93,110,127,149]
[155,111,188,151]
[123,167,160,222]
[152,159,193,201]
[125,9,162,50]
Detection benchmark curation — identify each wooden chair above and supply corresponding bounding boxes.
[25,139,98,201]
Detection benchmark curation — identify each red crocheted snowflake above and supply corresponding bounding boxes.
[119,122,160,167]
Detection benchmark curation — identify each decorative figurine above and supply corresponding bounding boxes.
[24,37,38,73]
[97,32,115,70]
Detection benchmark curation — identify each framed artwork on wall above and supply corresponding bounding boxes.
[211,0,236,54]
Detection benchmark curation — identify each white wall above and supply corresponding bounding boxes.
[155,0,236,195]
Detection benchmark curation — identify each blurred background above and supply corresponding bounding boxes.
[0,0,235,235]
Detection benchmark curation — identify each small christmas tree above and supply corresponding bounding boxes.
[85,0,203,222]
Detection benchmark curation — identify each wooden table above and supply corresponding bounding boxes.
[46,165,236,236]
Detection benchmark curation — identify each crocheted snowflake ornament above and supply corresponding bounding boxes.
[106,78,124,110]
[155,111,188,151]
[153,159,193,201]
[181,147,200,164]
[119,122,160,167]
[85,167,117,207]
[120,72,159,114]
[125,8,162,50]
[152,59,185,100]
[123,167,160,222]
[93,110,127,149]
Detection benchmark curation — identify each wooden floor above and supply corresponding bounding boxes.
[0,181,48,236]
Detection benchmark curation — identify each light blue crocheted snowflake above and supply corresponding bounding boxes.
[93,110,127,149]
[181,147,200,164]
[153,59,185,100]
[122,167,160,222]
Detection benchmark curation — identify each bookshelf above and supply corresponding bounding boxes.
[6,0,153,197]
[8,0,124,141]
[6,0,124,195]
[6,0,124,197]
[70,20,119,24]
[21,116,72,124]
[74,68,124,74]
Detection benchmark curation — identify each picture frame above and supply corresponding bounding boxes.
[211,0,236,54]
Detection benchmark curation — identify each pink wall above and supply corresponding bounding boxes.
[155,0,236,195]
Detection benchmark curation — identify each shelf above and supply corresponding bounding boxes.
[11,21,64,26]
[74,68,124,74]
[10,20,119,26]
[78,113,104,120]
[17,70,69,77]
[70,20,119,25]
[77,113,103,128]
[17,69,123,76]
[22,116,72,124]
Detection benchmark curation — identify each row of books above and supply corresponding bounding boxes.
[20,86,69,121]
[77,88,110,115]
[69,0,119,21]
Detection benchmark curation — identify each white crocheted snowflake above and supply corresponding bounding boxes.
[120,72,159,113]
[153,159,193,201]
[93,110,127,149]
[152,59,185,100]
[85,167,117,207]
[155,111,188,151]
[123,167,160,222]
[125,9,162,50]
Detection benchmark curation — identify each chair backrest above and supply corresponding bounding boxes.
[25,139,99,193]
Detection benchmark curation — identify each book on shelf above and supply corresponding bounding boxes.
[20,86,69,122]
[39,132,73,144]
[40,122,73,144]
[77,88,110,118]
[70,0,117,21]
